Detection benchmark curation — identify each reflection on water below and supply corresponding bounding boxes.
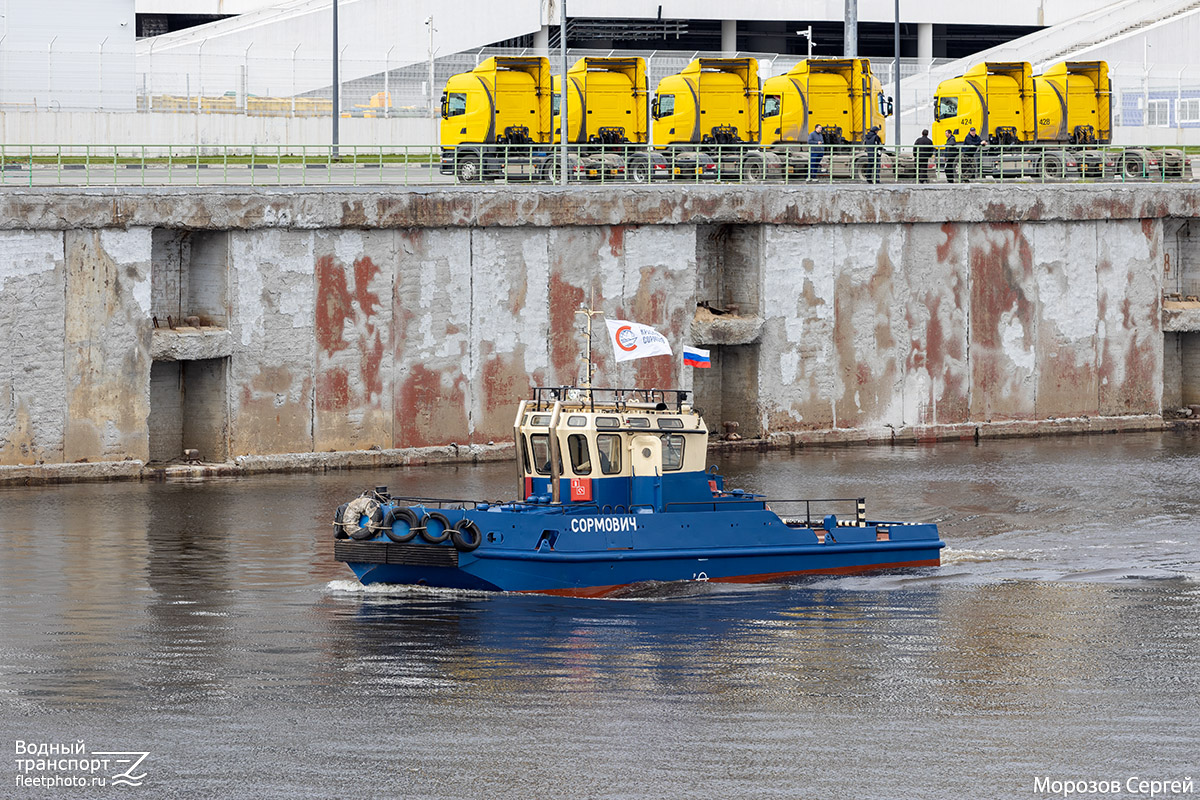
[1,431,1198,798]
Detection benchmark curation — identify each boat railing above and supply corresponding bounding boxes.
[769,497,869,527]
[383,495,620,514]
[530,385,690,413]
[664,498,770,513]
[664,497,866,525]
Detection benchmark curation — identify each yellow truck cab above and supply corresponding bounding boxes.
[439,56,552,181]
[1035,61,1111,144]
[762,58,890,145]
[552,57,647,145]
[652,58,760,146]
[933,61,1033,145]
[930,59,1180,180]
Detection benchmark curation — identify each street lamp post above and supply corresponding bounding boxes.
[559,0,568,185]
[894,0,900,155]
[796,26,813,59]
[332,0,339,158]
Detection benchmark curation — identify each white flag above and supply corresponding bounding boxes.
[605,319,673,363]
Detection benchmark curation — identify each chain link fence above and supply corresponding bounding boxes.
[3,42,1200,146]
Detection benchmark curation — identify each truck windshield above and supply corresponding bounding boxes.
[445,92,467,118]
[763,94,781,118]
[936,95,957,121]
[551,93,560,116]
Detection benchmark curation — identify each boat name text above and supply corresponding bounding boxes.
[570,516,638,534]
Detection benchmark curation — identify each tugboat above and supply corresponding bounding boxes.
[332,384,944,596]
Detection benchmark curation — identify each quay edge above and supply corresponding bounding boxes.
[2,184,1200,482]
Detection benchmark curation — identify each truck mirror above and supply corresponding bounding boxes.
[651,98,660,119]
[887,96,894,116]
[440,93,449,119]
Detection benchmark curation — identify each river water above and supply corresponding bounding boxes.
[1,431,1198,799]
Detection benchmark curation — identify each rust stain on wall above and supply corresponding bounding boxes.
[316,367,350,411]
[233,368,313,456]
[607,226,626,257]
[396,364,468,448]
[548,271,584,379]
[969,223,1036,421]
[478,346,533,441]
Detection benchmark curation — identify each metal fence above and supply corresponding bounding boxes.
[6,40,1200,135]
[0,142,1191,187]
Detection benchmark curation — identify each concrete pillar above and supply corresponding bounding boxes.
[534,25,550,54]
[918,22,933,66]
[845,0,857,57]
[722,19,737,55]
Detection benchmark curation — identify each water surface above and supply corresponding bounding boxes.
[2,432,1197,798]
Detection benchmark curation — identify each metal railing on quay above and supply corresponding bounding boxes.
[0,142,1193,187]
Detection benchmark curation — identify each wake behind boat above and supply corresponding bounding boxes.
[332,385,944,597]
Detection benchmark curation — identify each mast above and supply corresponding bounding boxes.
[576,299,604,388]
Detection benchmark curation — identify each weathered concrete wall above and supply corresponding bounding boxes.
[1,184,1197,479]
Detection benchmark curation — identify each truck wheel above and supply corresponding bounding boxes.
[629,160,651,183]
[1122,153,1146,179]
[744,159,767,182]
[456,157,480,183]
[1040,153,1066,180]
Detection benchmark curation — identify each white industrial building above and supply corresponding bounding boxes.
[2,0,1200,147]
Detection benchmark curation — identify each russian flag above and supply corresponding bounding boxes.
[682,346,711,368]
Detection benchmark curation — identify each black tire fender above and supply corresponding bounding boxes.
[340,496,384,540]
[450,519,483,553]
[383,506,420,543]
[333,503,349,538]
[420,511,453,544]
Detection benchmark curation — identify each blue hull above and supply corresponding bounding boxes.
[336,506,944,597]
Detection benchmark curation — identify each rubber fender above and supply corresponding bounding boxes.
[419,511,453,544]
[450,519,483,553]
[383,506,420,543]
[333,503,349,538]
[341,495,383,540]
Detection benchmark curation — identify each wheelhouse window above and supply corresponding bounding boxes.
[567,434,591,475]
[530,414,551,427]
[661,434,685,471]
[657,417,684,429]
[597,433,622,474]
[445,92,467,118]
[529,434,551,475]
[567,415,588,427]
[596,416,620,429]
[935,96,957,121]
[626,417,649,428]
[763,94,781,118]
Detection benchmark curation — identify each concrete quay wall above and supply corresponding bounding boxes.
[1,184,1198,483]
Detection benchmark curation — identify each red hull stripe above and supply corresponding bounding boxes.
[514,558,941,598]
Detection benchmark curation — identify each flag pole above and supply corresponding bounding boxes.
[576,295,604,388]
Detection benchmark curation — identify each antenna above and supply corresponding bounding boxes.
[575,291,604,388]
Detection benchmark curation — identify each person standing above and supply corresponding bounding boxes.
[863,125,883,184]
[807,124,825,179]
[962,126,983,182]
[914,129,934,183]
[941,130,959,183]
